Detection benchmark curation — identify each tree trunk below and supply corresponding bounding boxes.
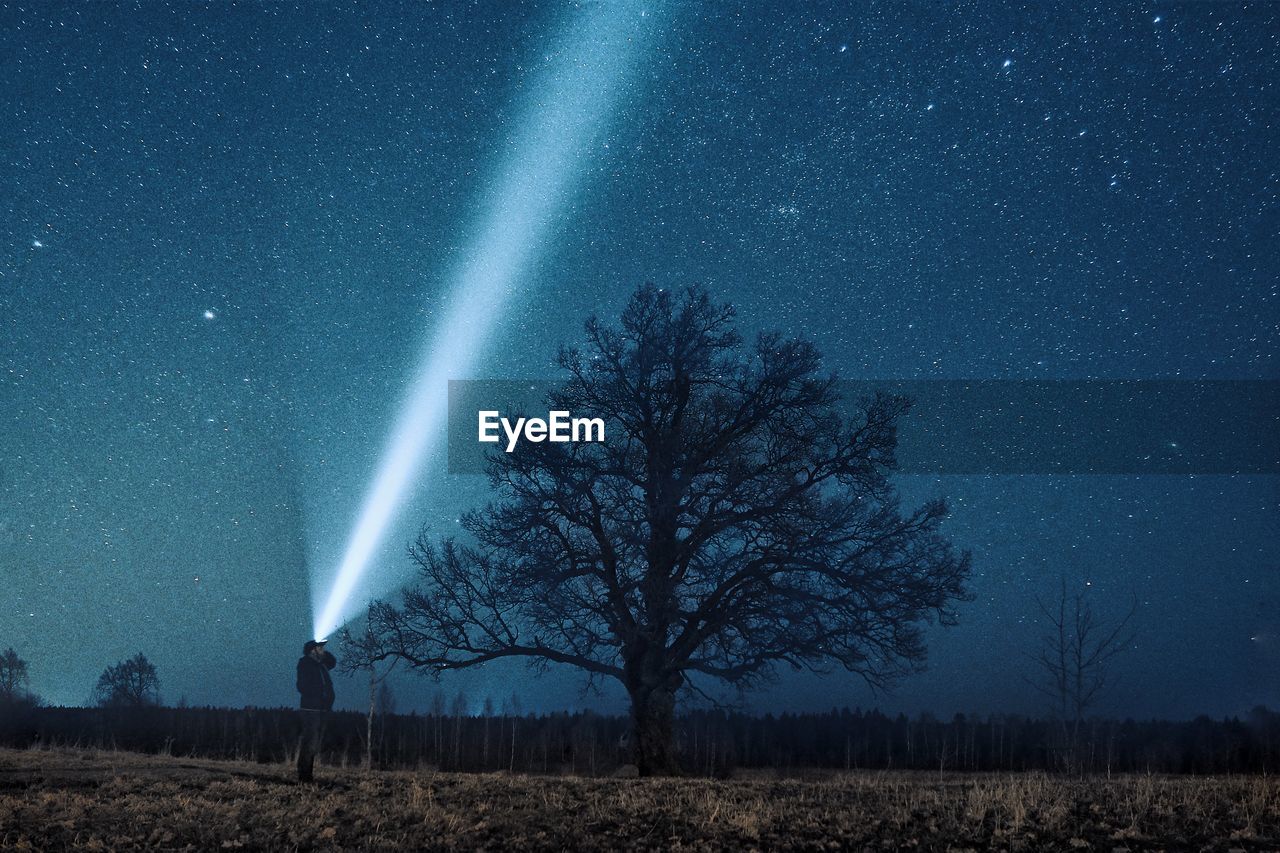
[366,669,376,770]
[629,682,680,776]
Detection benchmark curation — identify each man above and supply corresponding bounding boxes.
[295,639,336,782]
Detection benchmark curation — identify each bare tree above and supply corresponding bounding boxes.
[377,681,396,716]
[450,692,468,769]
[339,614,398,770]
[1029,579,1137,772]
[94,653,160,707]
[482,696,496,767]
[350,286,970,775]
[505,692,522,771]
[429,690,446,763]
[0,647,31,703]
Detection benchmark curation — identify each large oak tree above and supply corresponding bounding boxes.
[355,286,970,774]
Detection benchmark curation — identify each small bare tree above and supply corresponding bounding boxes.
[450,692,468,769]
[94,653,160,707]
[1029,580,1136,773]
[339,614,397,770]
[0,647,31,703]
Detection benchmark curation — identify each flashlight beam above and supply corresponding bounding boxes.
[313,2,651,640]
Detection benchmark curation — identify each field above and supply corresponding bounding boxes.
[1,748,1277,851]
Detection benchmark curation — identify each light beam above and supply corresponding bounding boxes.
[312,2,654,640]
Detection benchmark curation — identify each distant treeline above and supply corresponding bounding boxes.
[2,703,1279,776]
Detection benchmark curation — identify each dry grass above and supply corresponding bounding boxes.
[0,747,1277,850]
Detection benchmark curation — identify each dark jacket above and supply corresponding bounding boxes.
[296,651,336,711]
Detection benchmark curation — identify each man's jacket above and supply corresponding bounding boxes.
[296,651,336,711]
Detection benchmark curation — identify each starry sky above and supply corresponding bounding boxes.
[1,1,1277,718]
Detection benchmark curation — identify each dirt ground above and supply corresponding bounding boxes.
[1,747,1277,851]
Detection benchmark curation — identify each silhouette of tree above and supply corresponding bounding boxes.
[0,647,31,704]
[94,652,160,707]
[479,696,493,765]
[339,612,399,769]
[1029,579,1136,772]
[354,286,970,774]
[450,691,468,768]
[377,681,396,716]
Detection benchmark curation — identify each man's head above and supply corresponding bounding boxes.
[303,639,327,658]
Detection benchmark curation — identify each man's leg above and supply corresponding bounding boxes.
[297,711,319,782]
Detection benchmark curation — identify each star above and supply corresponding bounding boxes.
[203,309,216,320]
[32,239,43,248]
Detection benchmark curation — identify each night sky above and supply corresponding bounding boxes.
[2,1,1277,718]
